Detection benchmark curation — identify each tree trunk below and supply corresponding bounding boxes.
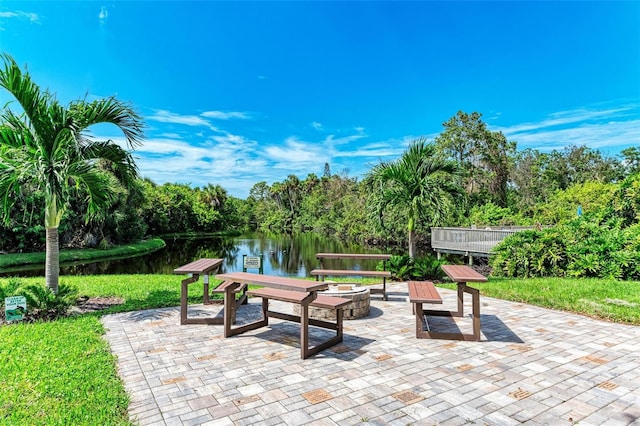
[45,226,60,293]
[408,229,416,259]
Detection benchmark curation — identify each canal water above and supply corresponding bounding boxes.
[1,233,390,278]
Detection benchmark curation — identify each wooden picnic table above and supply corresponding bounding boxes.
[214,272,349,359]
[438,264,487,341]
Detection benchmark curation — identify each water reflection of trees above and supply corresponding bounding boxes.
[3,233,384,278]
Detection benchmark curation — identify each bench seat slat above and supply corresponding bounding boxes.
[211,281,248,293]
[407,281,442,304]
[310,269,391,278]
[248,288,351,309]
[311,295,351,309]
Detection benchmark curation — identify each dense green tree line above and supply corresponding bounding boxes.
[247,112,638,249]
[3,107,638,259]
[0,178,246,252]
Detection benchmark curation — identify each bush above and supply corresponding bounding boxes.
[0,280,79,323]
[411,256,446,280]
[384,255,413,280]
[384,254,445,280]
[491,217,640,280]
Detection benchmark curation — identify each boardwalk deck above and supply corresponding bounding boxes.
[431,226,537,257]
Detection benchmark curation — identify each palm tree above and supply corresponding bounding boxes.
[367,138,465,258]
[0,54,144,293]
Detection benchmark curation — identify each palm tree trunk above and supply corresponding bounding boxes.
[45,226,59,293]
[408,229,416,259]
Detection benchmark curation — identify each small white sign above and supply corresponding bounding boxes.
[244,256,261,269]
[5,296,27,322]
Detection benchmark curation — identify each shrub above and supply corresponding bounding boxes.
[384,254,445,280]
[410,256,446,280]
[1,281,79,323]
[384,255,413,280]
[491,217,640,280]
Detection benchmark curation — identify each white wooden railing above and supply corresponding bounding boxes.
[430,226,537,257]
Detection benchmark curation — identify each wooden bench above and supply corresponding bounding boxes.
[425,265,487,341]
[408,278,483,341]
[245,288,351,359]
[408,280,464,340]
[174,258,226,325]
[310,253,392,300]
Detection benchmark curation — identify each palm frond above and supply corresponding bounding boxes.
[69,97,144,148]
[80,139,139,186]
[0,54,65,147]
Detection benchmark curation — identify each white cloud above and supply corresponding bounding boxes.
[311,121,323,130]
[505,120,640,154]
[201,110,249,120]
[497,106,634,135]
[495,104,640,154]
[322,133,367,146]
[158,132,182,139]
[146,109,221,132]
[263,137,329,167]
[107,134,268,196]
[0,11,39,26]
[98,6,108,25]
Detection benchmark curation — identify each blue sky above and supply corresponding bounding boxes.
[1,1,639,198]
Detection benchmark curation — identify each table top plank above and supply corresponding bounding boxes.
[315,253,391,260]
[215,271,329,292]
[441,264,488,283]
[174,258,224,275]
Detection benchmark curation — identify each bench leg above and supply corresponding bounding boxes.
[468,285,481,341]
[180,275,198,325]
[224,284,267,337]
[300,300,310,359]
[301,307,344,359]
[180,275,226,325]
[203,276,210,305]
[416,285,481,342]
[382,277,387,301]
[456,283,465,317]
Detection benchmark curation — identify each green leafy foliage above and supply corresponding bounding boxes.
[384,254,445,280]
[411,256,446,280]
[491,218,640,280]
[386,254,413,280]
[367,138,465,257]
[533,181,616,225]
[467,201,520,226]
[0,281,79,321]
[608,172,640,227]
[0,277,21,301]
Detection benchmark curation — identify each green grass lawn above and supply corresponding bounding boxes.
[0,274,638,424]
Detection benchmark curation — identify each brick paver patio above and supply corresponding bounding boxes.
[102,282,640,425]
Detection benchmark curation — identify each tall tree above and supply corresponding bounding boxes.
[621,147,640,176]
[0,54,143,293]
[435,110,515,206]
[479,130,516,207]
[366,138,465,257]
